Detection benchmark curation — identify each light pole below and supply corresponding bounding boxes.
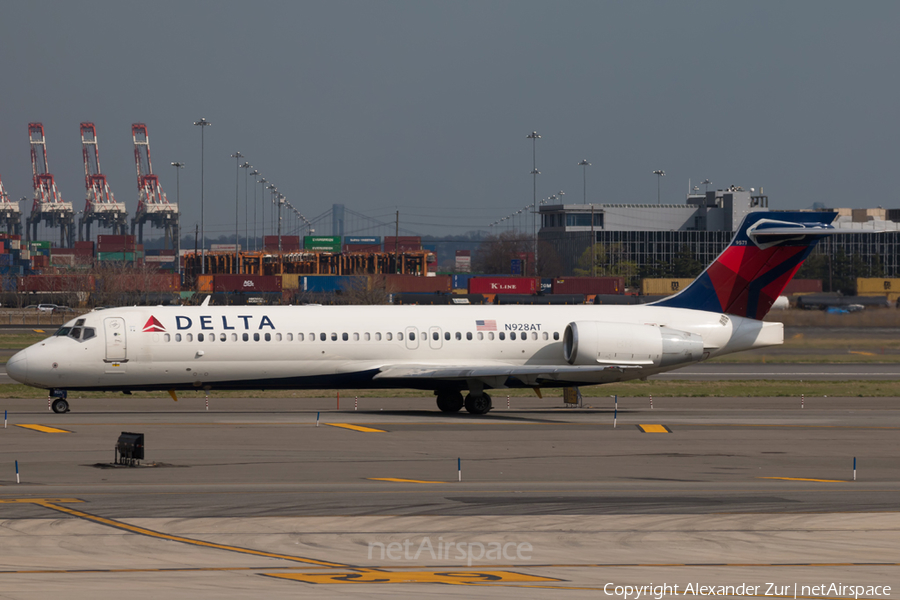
[240,162,251,255]
[258,177,267,243]
[578,159,591,204]
[277,193,284,252]
[653,170,665,205]
[250,170,259,250]
[193,117,211,274]
[231,152,243,269]
[527,131,540,275]
[267,184,277,247]
[170,162,184,265]
[701,178,711,195]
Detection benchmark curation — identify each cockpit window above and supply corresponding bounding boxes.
[56,325,96,342]
[70,328,82,340]
[75,319,86,327]
[55,327,72,337]
[82,328,96,341]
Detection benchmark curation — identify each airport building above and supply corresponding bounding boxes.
[538,188,900,281]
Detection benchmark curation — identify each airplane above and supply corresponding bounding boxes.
[7,211,842,415]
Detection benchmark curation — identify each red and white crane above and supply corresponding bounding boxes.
[0,175,22,236]
[78,122,128,241]
[26,123,74,246]
[130,123,179,251]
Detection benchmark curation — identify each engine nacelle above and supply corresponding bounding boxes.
[563,321,704,368]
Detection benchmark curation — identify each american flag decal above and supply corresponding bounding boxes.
[475,319,497,331]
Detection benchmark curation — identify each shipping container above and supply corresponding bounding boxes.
[856,278,900,294]
[301,275,367,293]
[376,274,451,294]
[552,277,624,295]
[783,279,823,295]
[303,236,342,252]
[345,236,382,245]
[264,235,301,251]
[197,274,213,292]
[213,274,282,293]
[384,236,422,251]
[281,273,300,290]
[468,277,538,295]
[342,244,382,253]
[452,273,474,290]
[641,278,695,296]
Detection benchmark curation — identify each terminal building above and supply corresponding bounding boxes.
[538,187,900,281]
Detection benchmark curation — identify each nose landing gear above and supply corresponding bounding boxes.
[49,389,69,413]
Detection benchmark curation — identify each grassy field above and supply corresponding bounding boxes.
[0,380,896,400]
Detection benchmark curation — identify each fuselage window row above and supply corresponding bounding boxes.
[161,329,560,343]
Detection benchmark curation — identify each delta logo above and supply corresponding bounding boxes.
[143,316,166,333]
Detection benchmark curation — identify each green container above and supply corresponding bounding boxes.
[97,252,133,261]
[304,236,341,251]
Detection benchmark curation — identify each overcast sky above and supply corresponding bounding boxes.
[1,1,898,240]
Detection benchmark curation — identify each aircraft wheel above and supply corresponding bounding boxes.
[51,398,69,414]
[436,391,464,413]
[464,393,492,415]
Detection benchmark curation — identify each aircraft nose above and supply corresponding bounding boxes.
[6,349,28,384]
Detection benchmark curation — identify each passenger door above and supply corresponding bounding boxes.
[104,317,127,362]
[429,326,442,350]
[405,326,419,350]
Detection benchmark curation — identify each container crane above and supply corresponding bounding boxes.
[130,123,179,252]
[78,122,128,241]
[0,176,22,236]
[25,123,74,246]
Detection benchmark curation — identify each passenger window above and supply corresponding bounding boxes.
[231,333,237,341]
[198,333,204,342]
[467,332,472,340]
[499,332,505,340]
[353,333,359,341]
[331,333,337,341]
[242,333,249,341]
[265,333,271,341]
[376,332,382,341]
[320,333,327,341]
[164,333,170,342]
[276,333,282,341]
[398,332,404,341]
[477,332,483,340]
[531,332,537,340]
[298,333,304,341]
[342,333,348,341]
[510,332,516,340]
[220,333,227,341]
[488,332,494,340]
[176,333,182,342]
[433,331,439,341]
[364,332,370,341]
[186,334,193,342]
[287,333,293,341]
[542,332,548,340]
[455,332,461,340]
[386,332,392,341]
[209,334,215,342]
[553,332,560,340]
[408,332,415,341]
[254,333,260,342]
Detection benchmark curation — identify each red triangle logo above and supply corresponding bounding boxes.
[143,316,166,332]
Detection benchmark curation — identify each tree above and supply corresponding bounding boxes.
[472,231,531,275]
[672,245,703,278]
[573,243,639,286]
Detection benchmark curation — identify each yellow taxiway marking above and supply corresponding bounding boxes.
[637,424,670,433]
[367,478,447,484]
[15,424,72,434]
[759,477,847,483]
[0,498,345,568]
[32,329,45,334]
[265,570,560,585]
[327,423,386,433]
[848,351,876,356]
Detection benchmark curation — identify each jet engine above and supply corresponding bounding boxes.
[563,321,704,368]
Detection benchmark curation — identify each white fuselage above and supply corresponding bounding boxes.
[7,304,783,393]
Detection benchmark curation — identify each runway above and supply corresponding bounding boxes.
[653,362,900,380]
[1,396,898,598]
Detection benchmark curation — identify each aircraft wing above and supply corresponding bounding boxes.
[373,363,640,381]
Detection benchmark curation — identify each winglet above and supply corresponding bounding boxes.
[168,389,178,402]
[201,296,211,307]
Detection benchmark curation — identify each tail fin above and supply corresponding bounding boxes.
[653,211,838,320]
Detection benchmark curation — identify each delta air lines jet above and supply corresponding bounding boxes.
[8,212,840,414]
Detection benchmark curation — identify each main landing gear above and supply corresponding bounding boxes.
[435,390,492,415]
